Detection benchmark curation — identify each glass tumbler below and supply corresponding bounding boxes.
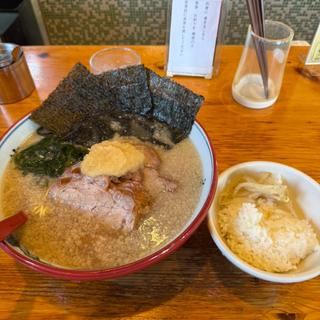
[232,20,294,109]
[89,47,141,75]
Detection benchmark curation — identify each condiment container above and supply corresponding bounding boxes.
[0,43,35,104]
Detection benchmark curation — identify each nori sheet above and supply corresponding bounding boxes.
[31,63,204,147]
[31,63,114,136]
[96,65,153,115]
[146,68,204,142]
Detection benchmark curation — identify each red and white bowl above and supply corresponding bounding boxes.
[0,114,217,280]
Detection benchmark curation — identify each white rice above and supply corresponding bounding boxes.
[218,174,319,273]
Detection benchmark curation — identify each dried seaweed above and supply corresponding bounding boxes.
[31,63,204,147]
[97,65,153,116]
[146,68,204,142]
[31,63,111,136]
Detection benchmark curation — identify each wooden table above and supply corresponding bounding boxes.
[1,46,320,320]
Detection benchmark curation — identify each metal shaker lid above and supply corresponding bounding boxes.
[0,52,13,68]
[0,43,22,68]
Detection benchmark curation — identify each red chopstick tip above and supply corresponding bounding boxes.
[0,211,28,242]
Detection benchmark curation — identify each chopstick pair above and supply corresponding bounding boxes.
[246,0,268,98]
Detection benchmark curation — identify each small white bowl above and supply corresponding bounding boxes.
[208,161,320,283]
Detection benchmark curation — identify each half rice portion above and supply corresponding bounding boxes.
[217,173,319,273]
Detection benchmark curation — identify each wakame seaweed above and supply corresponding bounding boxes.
[14,137,88,177]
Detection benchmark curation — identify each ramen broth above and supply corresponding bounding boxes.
[0,134,203,269]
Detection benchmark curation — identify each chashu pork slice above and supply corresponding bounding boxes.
[48,165,152,232]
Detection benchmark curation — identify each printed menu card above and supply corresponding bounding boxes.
[167,0,223,78]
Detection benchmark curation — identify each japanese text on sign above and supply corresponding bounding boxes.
[167,0,223,78]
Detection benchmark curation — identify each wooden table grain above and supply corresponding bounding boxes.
[1,46,320,320]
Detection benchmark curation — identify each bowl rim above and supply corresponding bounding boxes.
[208,160,320,283]
[0,113,218,280]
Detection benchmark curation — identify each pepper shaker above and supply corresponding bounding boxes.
[0,43,35,104]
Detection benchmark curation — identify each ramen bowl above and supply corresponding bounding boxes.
[0,114,217,280]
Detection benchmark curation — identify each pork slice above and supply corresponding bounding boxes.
[134,144,177,192]
[48,168,151,232]
[143,168,177,193]
[134,144,161,169]
[48,142,176,231]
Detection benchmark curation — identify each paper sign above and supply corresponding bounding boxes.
[306,23,320,65]
[167,0,222,78]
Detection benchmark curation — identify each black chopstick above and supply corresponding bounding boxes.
[246,0,269,98]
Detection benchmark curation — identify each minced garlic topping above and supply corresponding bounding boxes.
[81,140,145,177]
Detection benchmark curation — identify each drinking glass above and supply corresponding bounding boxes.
[89,47,141,75]
[232,20,294,109]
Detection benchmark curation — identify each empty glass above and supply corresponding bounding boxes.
[89,47,141,74]
[232,20,294,109]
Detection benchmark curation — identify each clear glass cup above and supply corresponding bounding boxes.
[89,47,141,74]
[232,20,294,109]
